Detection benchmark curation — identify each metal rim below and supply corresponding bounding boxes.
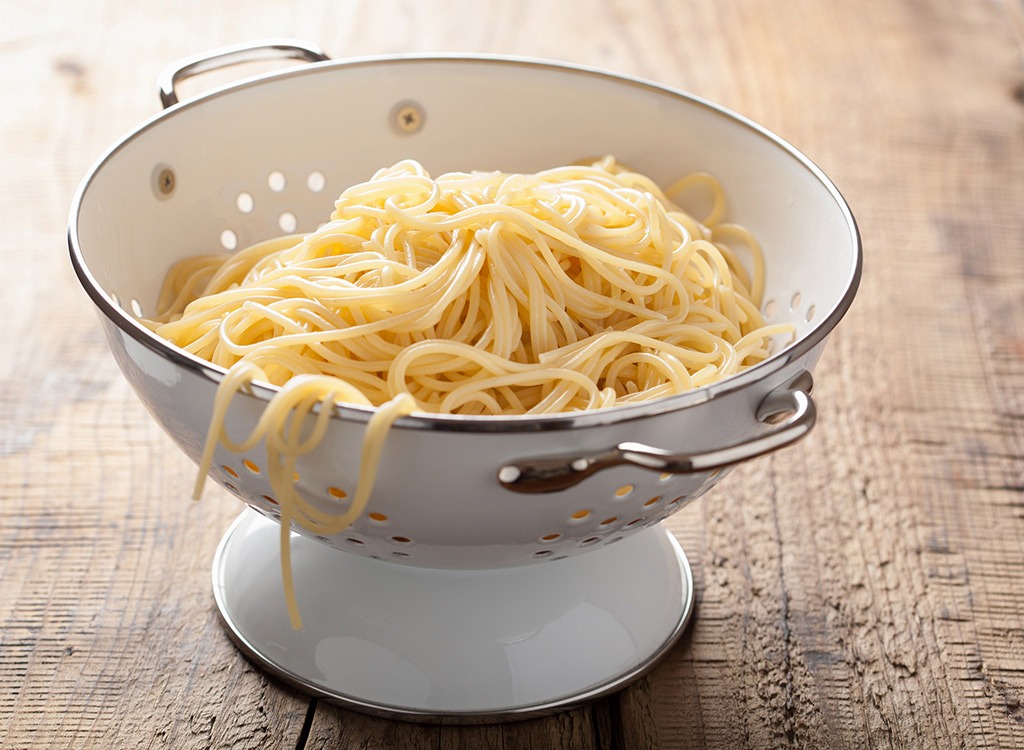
[68,53,863,433]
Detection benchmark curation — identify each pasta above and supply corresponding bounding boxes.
[144,157,791,627]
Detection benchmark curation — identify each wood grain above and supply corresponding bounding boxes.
[3,0,1024,747]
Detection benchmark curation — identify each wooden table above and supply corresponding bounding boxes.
[3,1,1024,747]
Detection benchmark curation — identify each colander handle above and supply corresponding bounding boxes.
[497,371,816,494]
[158,39,331,108]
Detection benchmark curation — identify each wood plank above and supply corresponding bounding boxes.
[649,0,1024,746]
[305,701,607,749]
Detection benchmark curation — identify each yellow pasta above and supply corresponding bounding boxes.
[144,156,791,628]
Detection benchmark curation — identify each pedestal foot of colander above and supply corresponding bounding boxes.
[211,507,695,722]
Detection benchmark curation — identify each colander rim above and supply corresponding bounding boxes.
[68,52,862,433]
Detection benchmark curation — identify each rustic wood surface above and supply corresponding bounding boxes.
[3,0,1024,747]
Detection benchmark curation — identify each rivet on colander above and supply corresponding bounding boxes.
[391,101,425,134]
[153,165,175,199]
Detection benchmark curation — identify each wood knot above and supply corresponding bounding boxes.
[54,57,88,95]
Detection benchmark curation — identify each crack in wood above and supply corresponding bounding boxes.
[768,479,799,747]
[295,699,317,750]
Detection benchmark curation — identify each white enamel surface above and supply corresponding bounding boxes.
[213,509,693,717]
[103,308,825,568]
[74,57,856,568]
[71,56,859,716]
[75,57,857,352]
[68,54,860,713]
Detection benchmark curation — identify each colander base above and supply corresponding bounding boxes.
[212,508,694,722]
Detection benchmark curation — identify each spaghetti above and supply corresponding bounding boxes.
[144,157,791,627]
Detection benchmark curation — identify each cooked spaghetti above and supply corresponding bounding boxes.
[144,156,791,627]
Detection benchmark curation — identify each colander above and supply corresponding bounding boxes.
[68,40,861,721]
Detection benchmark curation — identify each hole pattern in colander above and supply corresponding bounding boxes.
[212,398,731,564]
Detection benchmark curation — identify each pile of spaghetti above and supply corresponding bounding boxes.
[145,156,790,626]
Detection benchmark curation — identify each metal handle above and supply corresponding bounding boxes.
[158,39,330,108]
[497,371,817,494]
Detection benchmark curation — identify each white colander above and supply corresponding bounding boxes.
[69,40,861,721]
